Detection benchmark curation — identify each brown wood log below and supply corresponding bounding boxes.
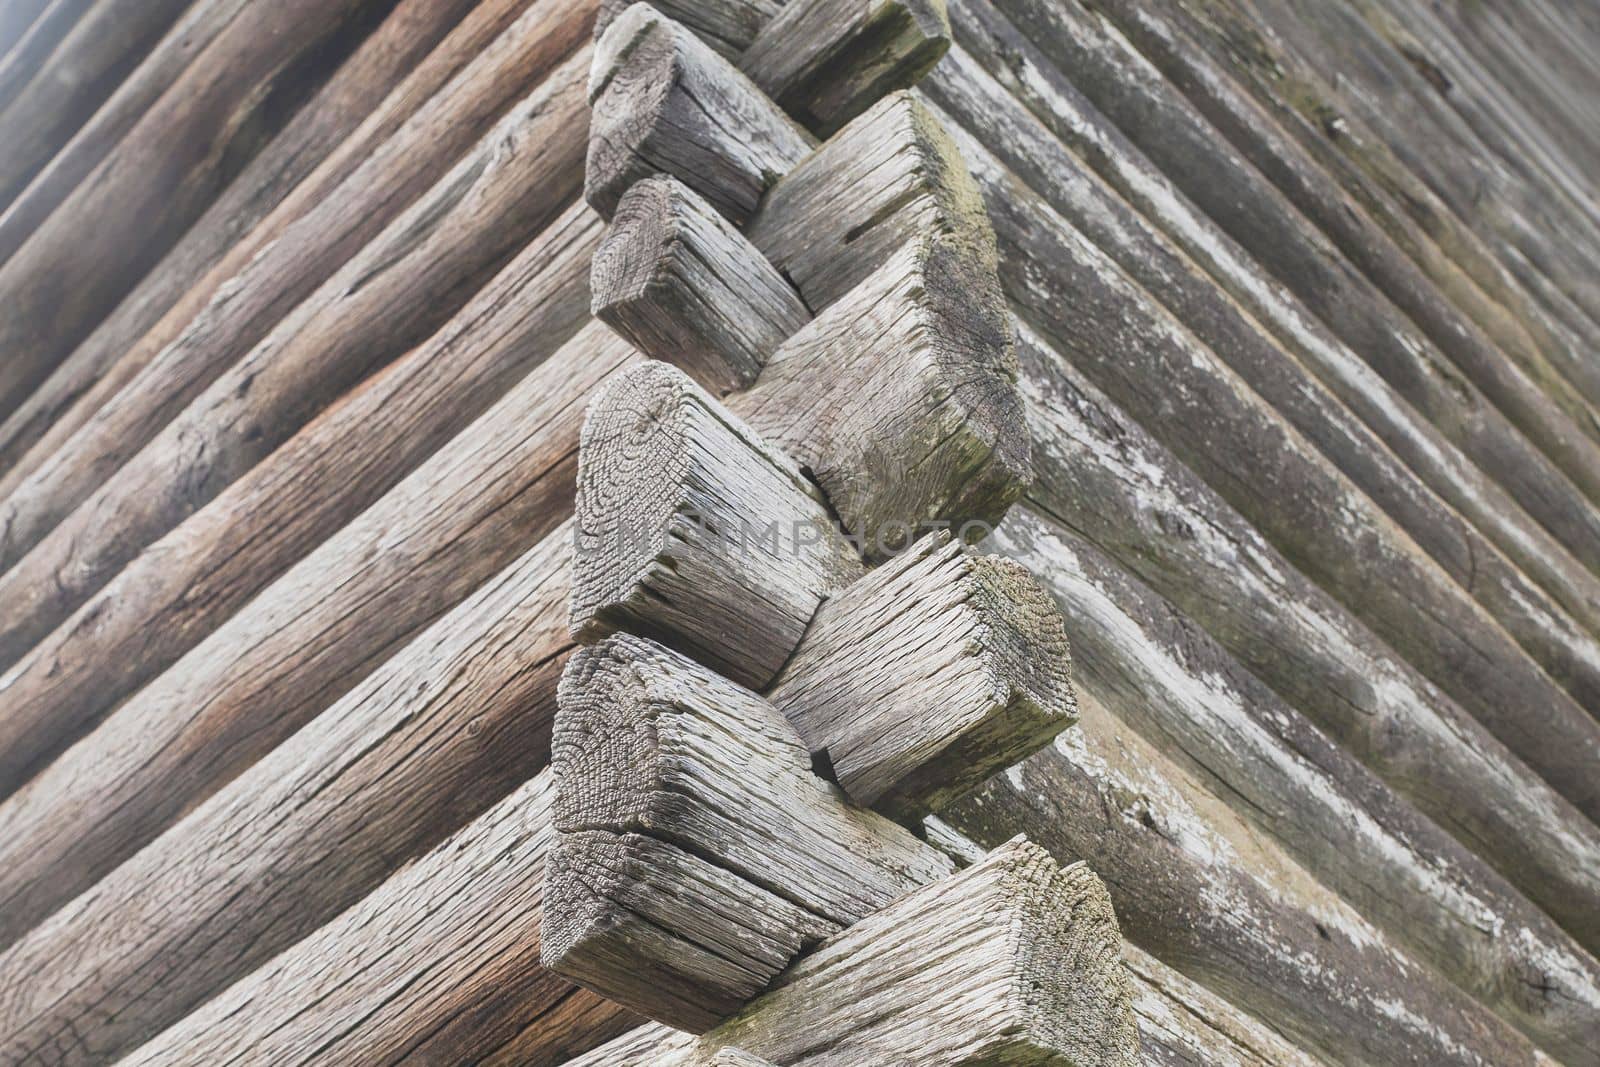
[0,0,201,209]
[1008,318,1600,961]
[999,507,1600,1058]
[0,0,395,418]
[0,0,91,110]
[768,531,1077,821]
[585,4,813,222]
[733,236,1029,557]
[0,321,637,948]
[595,0,780,58]
[740,0,950,135]
[116,773,640,1067]
[0,44,590,695]
[592,176,810,393]
[0,0,593,568]
[926,33,1600,706]
[0,525,575,1065]
[570,362,862,688]
[544,633,950,1029]
[0,202,596,837]
[988,0,1600,527]
[0,0,499,479]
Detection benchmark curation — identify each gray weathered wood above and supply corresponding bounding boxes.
[768,531,1077,820]
[585,4,812,222]
[0,0,91,113]
[0,525,574,1066]
[592,177,810,393]
[744,90,997,310]
[741,0,951,135]
[732,235,1029,558]
[570,361,862,689]
[594,0,780,58]
[0,46,590,703]
[0,0,593,582]
[0,322,637,948]
[0,203,597,844]
[544,633,950,1029]
[683,838,1139,1067]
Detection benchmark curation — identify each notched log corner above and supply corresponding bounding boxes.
[586,3,813,222]
[769,531,1077,820]
[690,837,1139,1066]
[569,360,862,688]
[543,633,950,1031]
[594,0,783,59]
[593,177,810,394]
[743,0,953,136]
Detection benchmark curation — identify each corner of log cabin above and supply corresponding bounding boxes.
[2,0,1599,1064]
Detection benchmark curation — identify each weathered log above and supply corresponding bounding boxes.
[680,838,1138,1067]
[989,0,1600,528]
[0,524,574,1065]
[0,322,637,947]
[942,695,1549,1067]
[926,36,1600,705]
[0,0,201,209]
[0,0,504,480]
[594,0,780,58]
[745,90,997,310]
[0,1,49,80]
[0,0,91,110]
[592,177,810,393]
[999,507,1600,1057]
[0,203,597,831]
[116,773,640,1067]
[585,4,812,222]
[732,236,1029,557]
[0,0,393,417]
[570,362,861,688]
[0,46,590,691]
[740,0,951,135]
[0,0,593,567]
[1009,319,1600,959]
[544,633,949,1029]
[767,531,1077,821]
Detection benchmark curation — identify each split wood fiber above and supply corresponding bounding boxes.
[569,361,862,689]
[0,44,590,703]
[0,0,394,417]
[0,323,636,950]
[768,531,1077,821]
[0,204,596,867]
[0,527,574,1066]
[0,0,593,583]
[592,176,810,393]
[585,4,813,222]
[740,0,951,135]
[544,633,951,1029]
[0,0,498,478]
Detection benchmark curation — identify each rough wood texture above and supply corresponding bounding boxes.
[592,177,810,393]
[0,526,573,1066]
[0,0,200,208]
[0,322,636,948]
[744,90,996,310]
[585,4,812,222]
[594,0,780,58]
[0,0,592,576]
[768,531,1077,820]
[118,773,640,1067]
[1000,507,1600,1059]
[741,0,951,135]
[0,204,596,826]
[544,633,949,1029]
[1011,319,1600,959]
[733,236,1029,558]
[570,361,862,689]
[0,46,589,697]
[0,0,497,480]
[0,0,390,417]
[682,838,1138,1067]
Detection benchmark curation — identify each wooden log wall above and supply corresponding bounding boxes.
[0,0,1597,1064]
